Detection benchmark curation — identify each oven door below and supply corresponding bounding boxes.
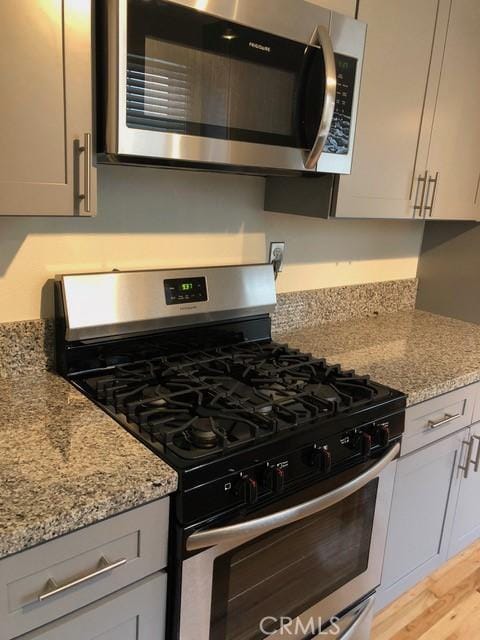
[180,443,399,640]
[104,0,361,173]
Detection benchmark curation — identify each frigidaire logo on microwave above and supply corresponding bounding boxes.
[249,41,271,53]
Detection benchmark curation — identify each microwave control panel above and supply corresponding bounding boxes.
[324,53,357,155]
[164,277,208,305]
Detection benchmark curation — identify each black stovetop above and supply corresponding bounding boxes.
[60,314,406,523]
[76,338,400,464]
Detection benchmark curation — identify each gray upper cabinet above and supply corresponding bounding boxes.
[264,0,442,220]
[335,0,440,219]
[418,0,480,220]
[265,0,480,221]
[0,1,96,216]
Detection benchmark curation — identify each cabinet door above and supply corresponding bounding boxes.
[376,429,464,611]
[0,1,96,216]
[16,574,166,640]
[0,499,169,640]
[334,0,439,219]
[448,423,480,557]
[424,0,480,220]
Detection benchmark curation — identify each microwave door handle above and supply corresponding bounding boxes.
[186,442,399,551]
[304,25,337,170]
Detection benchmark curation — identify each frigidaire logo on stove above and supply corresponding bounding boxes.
[249,41,271,52]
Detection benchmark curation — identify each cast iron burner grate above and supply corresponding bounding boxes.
[81,340,390,460]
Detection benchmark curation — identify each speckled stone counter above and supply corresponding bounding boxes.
[0,319,54,378]
[0,372,177,559]
[275,310,480,407]
[271,278,417,334]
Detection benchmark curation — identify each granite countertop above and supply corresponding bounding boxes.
[0,372,177,559]
[275,310,480,407]
[3,307,479,559]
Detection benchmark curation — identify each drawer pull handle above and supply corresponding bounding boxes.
[38,556,127,602]
[428,413,461,430]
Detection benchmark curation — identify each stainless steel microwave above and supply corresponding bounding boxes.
[100,0,366,175]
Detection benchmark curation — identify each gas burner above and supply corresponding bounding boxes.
[303,383,344,406]
[138,407,276,460]
[188,418,219,449]
[254,383,298,403]
[141,385,171,407]
[128,382,211,425]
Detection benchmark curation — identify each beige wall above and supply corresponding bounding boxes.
[0,165,424,322]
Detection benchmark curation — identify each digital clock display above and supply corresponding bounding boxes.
[164,277,208,305]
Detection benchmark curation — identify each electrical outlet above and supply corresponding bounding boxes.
[269,241,285,272]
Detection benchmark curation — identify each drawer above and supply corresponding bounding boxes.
[403,383,479,455]
[16,572,167,640]
[0,498,169,640]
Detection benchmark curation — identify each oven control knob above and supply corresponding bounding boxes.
[240,475,258,505]
[265,466,285,493]
[310,446,332,474]
[361,433,372,457]
[377,423,390,447]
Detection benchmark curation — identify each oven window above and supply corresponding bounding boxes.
[127,0,325,149]
[210,480,378,640]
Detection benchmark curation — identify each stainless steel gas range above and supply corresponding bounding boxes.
[54,264,405,640]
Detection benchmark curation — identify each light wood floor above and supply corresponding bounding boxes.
[372,539,480,640]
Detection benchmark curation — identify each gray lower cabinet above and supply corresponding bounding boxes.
[448,422,480,558]
[16,573,166,640]
[376,428,465,611]
[0,498,169,640]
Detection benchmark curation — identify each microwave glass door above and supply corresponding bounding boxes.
[209,479,378,640]
[126,0,325,151]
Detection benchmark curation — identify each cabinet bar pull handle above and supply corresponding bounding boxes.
[428,413,461,429]
[474,435,480,473]
[413,171,428,216]
[79,132,92,213]
[38,556,127,602]
[423,171,439,217]
[460,438,475,479]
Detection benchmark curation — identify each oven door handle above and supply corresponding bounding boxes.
[186,442,400,551]
[313,594,375,639]
[303,25,337,170]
